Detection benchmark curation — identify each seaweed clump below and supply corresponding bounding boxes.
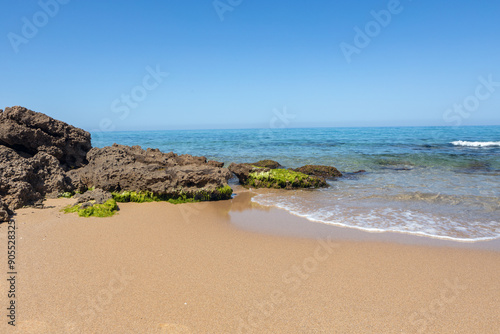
[112,185,233,204]
[63,199,118,218]
[247,169,326,189]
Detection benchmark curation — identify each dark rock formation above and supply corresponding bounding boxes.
[69,144,233,200]
[0,106,87,218]
[228,162,327,189]
[0,106,236,220]
[0,106,91,170]
[0,145,74,214]
[249,160,282,169]
[293,165,342,178]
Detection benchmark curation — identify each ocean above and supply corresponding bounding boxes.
[92,126,500,242]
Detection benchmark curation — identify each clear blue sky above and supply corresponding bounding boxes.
[1,0,499,131]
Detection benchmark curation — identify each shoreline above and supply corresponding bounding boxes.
[1,193,499,333]
[231,187,500,252]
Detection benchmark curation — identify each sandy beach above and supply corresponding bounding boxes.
[0,188,498,333]
[3,0,500,332]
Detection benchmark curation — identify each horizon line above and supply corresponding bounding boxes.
[87,123,500,133]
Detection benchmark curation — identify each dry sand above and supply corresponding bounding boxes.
[1,188,499,333]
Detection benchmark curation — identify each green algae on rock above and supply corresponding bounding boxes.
[58,192,74,198]
[112,185,233,204]
[63,199,118,218]
[228,162,328,189]
[247,169,327,189]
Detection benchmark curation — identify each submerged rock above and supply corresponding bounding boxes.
[249,160,282,169]
[69,144,233,201]
[228,162,327,189]
[292,165,342,178]
[0,106,91,169]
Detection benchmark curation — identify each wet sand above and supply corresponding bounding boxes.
[1,190,499,333]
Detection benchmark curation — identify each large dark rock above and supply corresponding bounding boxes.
[0,106,236,219]
[0,145,74,212]
[69,144,233,199]
[293,165,342,178]
[0,106,91,170]
[0,106,91,216]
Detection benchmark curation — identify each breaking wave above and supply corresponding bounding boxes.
[451,141,500,147]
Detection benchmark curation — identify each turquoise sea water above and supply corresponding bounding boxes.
[92,126,500,242]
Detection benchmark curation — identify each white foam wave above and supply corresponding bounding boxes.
[451,140,500,147]
[251,194,500,243]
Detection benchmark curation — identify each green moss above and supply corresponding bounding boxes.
[216,185,233,199]
[112,190,195,204]
[111,190,193,203]
[112,186,232,205]
[247,169,326,189]
[63,204,80,214]
[167,196,198,204]
[62,199,118,218]
[59,191,74,198]
[112,191,159,203]
[78,199,118,217]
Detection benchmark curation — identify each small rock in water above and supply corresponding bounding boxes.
[293,164,343,178]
